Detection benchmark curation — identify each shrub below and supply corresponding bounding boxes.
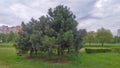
[85,48,111,53]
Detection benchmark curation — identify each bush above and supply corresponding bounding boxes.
[85,48,111,53]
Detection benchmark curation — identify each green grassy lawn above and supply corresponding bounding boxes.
[0,44,120,68]
[0,43,13,48]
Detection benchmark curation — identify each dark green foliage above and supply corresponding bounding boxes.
[85,48,111,53]
[85,47,120,53]
[0,33,7,42]
[48,5,81,56]
[15,31,30,55]
[15,5,83,58]
[113,36,120,43]
[76,29,87,46]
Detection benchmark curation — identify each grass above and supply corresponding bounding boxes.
[0,43,13,48]
[0,43,120,68]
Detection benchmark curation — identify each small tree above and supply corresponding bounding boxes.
[96,28,113,46]
[84,31,96,45]
[7,32,17,42]
[114,36,120,43]
[15,5,83,59]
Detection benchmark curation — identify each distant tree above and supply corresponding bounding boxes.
[96,28,113,46]
[0,32,17,43]
[84,31,96,45]
[114,36,120,43]
[0,33,6,42]
[7,32,17,42]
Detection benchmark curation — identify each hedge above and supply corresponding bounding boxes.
[85,48,111,53]
[112,48,120,53]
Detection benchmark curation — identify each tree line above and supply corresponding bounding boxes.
[0,32,17,43]
[84,28,120,46]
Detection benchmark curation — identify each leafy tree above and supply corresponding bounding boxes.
[7,32,17,42]
[0,32,17,43]
[96,28,113,46]
[0,33,7,42]
[84,31,96,45]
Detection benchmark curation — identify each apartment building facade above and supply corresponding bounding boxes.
[0,25,21,34]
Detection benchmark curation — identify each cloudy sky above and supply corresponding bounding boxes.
[0,0,120,35]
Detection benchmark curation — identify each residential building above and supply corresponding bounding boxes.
[0,25,22,34]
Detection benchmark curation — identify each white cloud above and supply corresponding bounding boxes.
[0,0,120,35]
[77,0,120,35]
[10,3,46,21]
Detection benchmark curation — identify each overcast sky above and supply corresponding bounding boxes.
[0,0,120,35]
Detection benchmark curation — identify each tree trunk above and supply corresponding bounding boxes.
[34,48,37,55]
[61,47,64,55]
[75,45,79,52]
[67,47,70,54]
[30,48,34,56]
[89,42,91,46]
[102,43,104,47]
[57,47,60,56]
[57,47,61,62]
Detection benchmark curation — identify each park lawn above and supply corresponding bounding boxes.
[0,46,120,68]
[0,43,13,48]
